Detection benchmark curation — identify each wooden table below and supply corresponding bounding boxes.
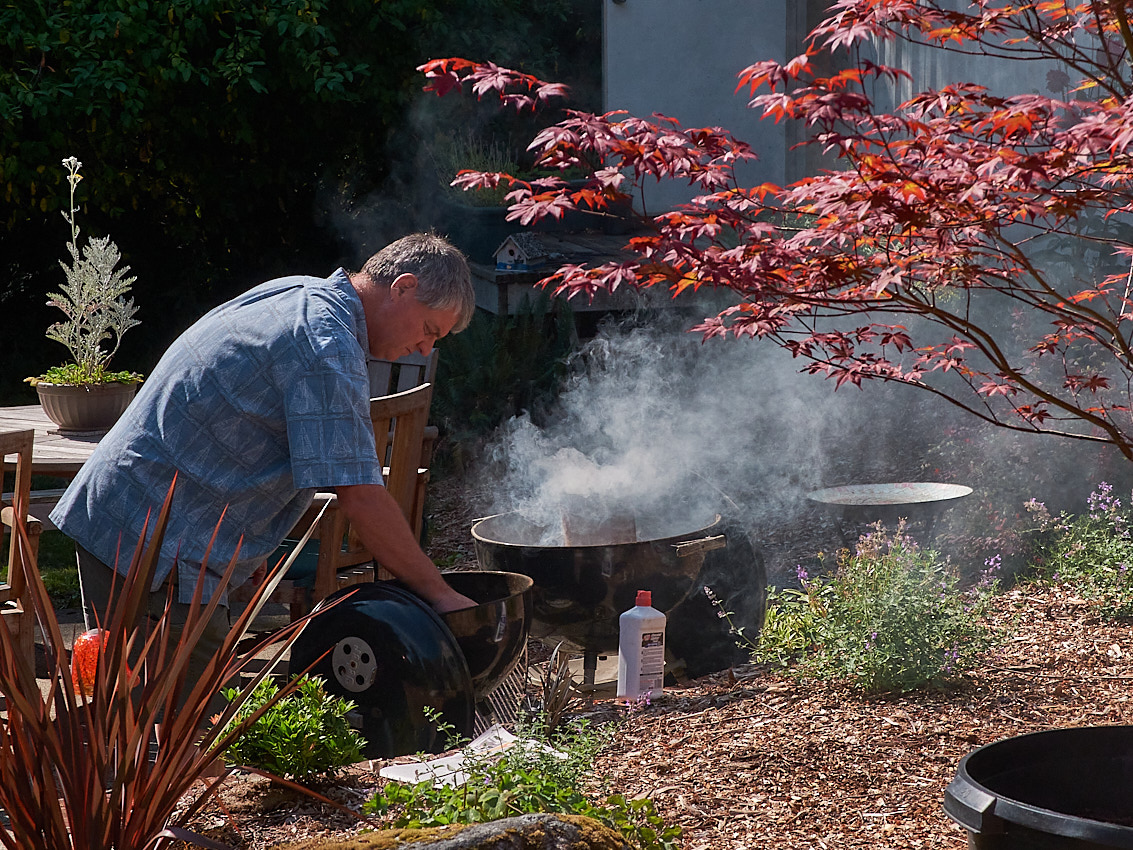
[0,405,101,479]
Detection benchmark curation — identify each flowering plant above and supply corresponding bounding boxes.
[26,157,142,387]
[1027,483,1133,618]
[747,523,1000,693]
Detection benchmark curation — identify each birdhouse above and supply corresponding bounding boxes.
[494,233,549,271]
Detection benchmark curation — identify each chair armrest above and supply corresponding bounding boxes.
[291,492,338,536]
[0,507,42,540]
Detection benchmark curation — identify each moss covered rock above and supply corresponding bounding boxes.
[272,813,630,850]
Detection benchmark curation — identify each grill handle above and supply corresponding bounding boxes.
[673,534,727,558]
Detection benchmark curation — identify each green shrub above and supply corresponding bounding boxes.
[0,528,80,608]
[751,523,1000,693]
[365,712,681,850]
[431,293,578,469]
[37,530,81,607]
[1027,482,1133,617]
[216,675,365,784]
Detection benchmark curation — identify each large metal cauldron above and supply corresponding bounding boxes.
[471,511,766,678]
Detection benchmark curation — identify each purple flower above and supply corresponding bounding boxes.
[1088,481,1122,520]
[976,554,1003,590]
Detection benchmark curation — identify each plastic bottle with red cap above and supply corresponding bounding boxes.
[616,589,666,703]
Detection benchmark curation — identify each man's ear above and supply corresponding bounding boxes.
[391,272,418,296]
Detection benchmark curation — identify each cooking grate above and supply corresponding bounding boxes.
[473,643,528,736]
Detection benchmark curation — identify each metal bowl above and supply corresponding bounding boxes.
[439,570,533,698]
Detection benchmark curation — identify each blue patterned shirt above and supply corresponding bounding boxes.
[51,269,383,604]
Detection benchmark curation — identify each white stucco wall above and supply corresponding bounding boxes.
[603,0,795,214]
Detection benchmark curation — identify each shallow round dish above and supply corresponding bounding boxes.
[807,482,973,507]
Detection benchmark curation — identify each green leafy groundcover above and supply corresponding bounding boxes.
[216,675,366,784]
[365,713,682,850]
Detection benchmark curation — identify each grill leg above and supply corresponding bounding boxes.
[583,650,598,686]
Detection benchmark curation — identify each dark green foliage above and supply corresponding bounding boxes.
[0,529,80,609]
[3,0,377,228]
[431,294,579,469]
[36,529,81,608]
[0,0,600,403]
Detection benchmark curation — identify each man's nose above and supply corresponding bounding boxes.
[417,340,435,356]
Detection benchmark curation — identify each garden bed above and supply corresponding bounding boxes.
[170,578,1133,849]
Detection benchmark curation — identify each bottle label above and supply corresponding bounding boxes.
[640,631,665,683]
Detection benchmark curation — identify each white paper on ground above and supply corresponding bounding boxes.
[378,724,565,788]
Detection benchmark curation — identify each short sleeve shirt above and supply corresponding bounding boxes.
[50,269,384,604]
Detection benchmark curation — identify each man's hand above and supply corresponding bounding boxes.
[335,483,476,611]
[431,588,478,613]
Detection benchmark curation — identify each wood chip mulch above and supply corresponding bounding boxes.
[175,585,1133,849]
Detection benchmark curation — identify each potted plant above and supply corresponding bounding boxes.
[26,156,142,433]
[430,131,523,264]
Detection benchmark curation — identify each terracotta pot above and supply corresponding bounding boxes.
[36,381,138,433]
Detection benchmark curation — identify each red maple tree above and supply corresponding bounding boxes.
[421,3,1133,459]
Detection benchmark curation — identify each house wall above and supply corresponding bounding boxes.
[603,0,817,214]
[603,0,1073,214]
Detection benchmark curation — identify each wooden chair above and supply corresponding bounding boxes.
[368,350,439,535]
[243,382,434,618]
[314,381,432,596]
[0,430,43,658]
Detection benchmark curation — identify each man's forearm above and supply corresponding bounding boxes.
[333,483,468,609]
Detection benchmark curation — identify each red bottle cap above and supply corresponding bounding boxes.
[636,590,651,607]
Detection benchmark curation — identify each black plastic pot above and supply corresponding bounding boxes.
[944,726,1133,849]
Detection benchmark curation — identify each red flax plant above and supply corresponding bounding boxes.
[420,2,1133,461]
[0,481,342,849]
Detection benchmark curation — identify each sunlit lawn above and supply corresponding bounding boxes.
[1,529,80,609]
[35,530,80,608]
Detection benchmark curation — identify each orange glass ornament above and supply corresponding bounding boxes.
[71,628,107,696]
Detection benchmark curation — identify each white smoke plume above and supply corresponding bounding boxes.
[475,308,940,553]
